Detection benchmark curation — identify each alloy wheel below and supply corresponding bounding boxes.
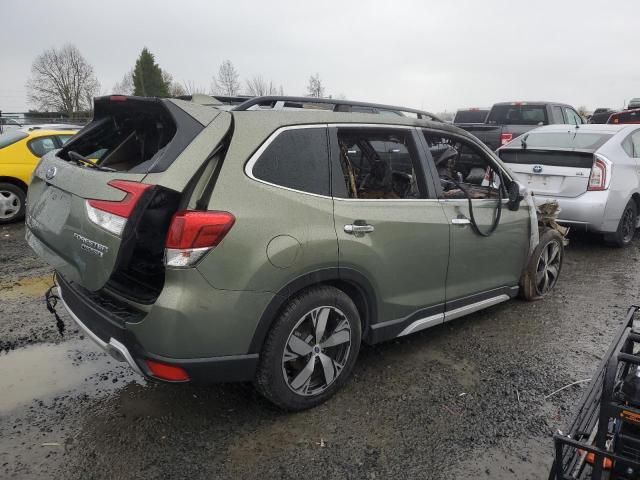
[282,306,352,397]
[621,206,636,244]
[0,190,21,220]
[535,240,561,295]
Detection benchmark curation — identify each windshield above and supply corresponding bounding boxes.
[508,131,613,151]
[0,130,28,149]
[487,105,548,126]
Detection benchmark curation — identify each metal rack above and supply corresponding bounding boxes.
[550,305,640,479]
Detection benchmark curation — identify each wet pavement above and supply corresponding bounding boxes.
[1,221,639,479]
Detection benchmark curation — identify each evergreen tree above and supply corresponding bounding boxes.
[132,48,169,97]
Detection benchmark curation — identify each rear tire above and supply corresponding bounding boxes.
[0,183,26,224]
[605,199,637,248]
[254,286,361,411]
[520,228,564,301]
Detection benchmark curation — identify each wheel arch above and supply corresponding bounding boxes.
[0,177,28,192]
[248,267,378,353]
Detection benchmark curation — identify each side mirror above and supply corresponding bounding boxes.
[507,181,525,211]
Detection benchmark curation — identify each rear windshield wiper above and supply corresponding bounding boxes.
[521,134,529,149]
[68,151,116,172]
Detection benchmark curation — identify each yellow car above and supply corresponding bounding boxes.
[0,126,78,223]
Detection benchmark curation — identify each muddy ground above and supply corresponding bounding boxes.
[1,221,638,480]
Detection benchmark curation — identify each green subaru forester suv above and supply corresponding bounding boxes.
[25,95,563,410]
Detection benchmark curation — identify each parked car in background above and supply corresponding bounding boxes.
[453,107,489,125]
[589,108,615,124]
[499,124,640,246]
[608,108,640,125]
[628,98,640,110]
[0,126,78,223]
[25,95,563,410]
[0,117,23,134]
[458,101,585,151]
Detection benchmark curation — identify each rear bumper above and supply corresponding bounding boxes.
[57,274,259,383]
[533,191,611,232]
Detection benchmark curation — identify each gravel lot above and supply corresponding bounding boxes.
[1,221,638,479]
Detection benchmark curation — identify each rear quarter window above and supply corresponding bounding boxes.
[0,131,28,149]
[250,127,330,196]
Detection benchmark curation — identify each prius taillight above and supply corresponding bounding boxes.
[164,210,235,268]
[500,133,513,145]
[587,155,611,192]
[86,181,153,236]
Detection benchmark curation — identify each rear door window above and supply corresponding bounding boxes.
[552,106,565,123]
[486,105,548,125]
[28,136,58,157]
[250,127,330,196]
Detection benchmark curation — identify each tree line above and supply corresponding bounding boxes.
[25,44,328,117]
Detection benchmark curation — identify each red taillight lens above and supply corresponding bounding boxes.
[166,211,235,249]
[164,210,235,267]
[88,180,153,218]
[86,181,153,235]
[145,359,190,382]
[109,95,127,102]
[500,133,513,145]
[587,156,609,191]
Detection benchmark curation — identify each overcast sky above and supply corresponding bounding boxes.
[1,0,638,114]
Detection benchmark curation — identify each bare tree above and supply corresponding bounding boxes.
[577,105,590,117]
[181,80,207,96]
[213,60,240,96]
[112,69,134,95]
[26,44,100,116]
[246,76,279,96]
[306,73,324,98]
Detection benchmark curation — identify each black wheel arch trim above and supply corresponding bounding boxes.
[248,267,378,353]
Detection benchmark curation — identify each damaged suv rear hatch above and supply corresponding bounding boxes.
[26,95,230,302]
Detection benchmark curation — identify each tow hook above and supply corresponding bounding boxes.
[45,285,65,336]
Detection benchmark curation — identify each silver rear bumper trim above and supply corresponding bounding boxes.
[56,286,144,377]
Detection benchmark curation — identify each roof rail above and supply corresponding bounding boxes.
[176,94,254,106]
[231,96,442,122]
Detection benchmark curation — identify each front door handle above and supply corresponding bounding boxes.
[451,218,471,225]
[344,224,375,234]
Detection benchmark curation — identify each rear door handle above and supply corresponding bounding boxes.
[344,224,375,234]
[451,218,471,225]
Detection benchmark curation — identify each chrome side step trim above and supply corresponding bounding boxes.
[56,286,144,377]
[444,294,510,323]
[396,294,511,338]
[397,313,444,337]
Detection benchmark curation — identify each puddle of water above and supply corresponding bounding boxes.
[0,339,141,413]
[0,274,54,301]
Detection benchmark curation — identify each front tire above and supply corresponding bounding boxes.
[0,183,26,224]
[520,228,564,301]
[254,286,361,411]
[605,199,637,248]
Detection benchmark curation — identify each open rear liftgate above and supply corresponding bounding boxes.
[550,306,640,480]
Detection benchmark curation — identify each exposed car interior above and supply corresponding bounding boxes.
[423,133,504,200]
[58,104,177,172]
[337,129,420,199]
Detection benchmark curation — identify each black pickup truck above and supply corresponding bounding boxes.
[457,101,585,150]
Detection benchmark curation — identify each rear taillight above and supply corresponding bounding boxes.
[587,155,611,191]
[86,180,153,236]
[500,133,513,145]
[164,210,235,268]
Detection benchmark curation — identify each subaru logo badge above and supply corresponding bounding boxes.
[45,166,57,180]
[532,165,543,174]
